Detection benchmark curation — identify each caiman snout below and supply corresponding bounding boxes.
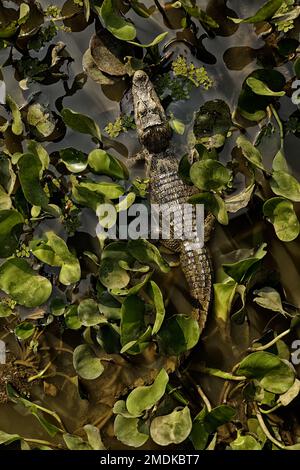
[132,69,172,153]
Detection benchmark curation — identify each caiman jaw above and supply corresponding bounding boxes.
[132,70,172,153]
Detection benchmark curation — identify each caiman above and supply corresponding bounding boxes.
[131,70,213,334]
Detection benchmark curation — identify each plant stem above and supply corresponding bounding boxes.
[199,366,247,382]
[253,402,285,449]
[249,328,291,352]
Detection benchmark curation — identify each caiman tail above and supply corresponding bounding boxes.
[180,242,212,333]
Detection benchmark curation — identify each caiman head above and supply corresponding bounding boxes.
[132,70,172,153]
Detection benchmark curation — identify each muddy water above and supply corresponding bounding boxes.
[1,0,300,448]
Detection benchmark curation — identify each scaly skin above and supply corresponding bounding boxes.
[132,70,212,333]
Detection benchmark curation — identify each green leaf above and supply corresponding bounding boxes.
[59,148,88,173]
[128,31,168,48]
[27,141,50,171]
[189,192,228,225]
[120,295,146,354]
[213,280,238,324]
[169,117,185,135]
[237,351,295,394]
[270,171,300,202]
[150,281,165,335]
[64,305,82,330]
[88,149,128,180]
[27,104,55,137]
[84,424,106,450]
[225,183,255,213]
[114,415,148,447]
[158,314,200,355]
[191,405,236,450]
[229,0,284,24]
[222,243,267,283]
[0,258,52,307]
[14,321,35,340]
[6,95,23,135]
[193,100,232,149]
[73,344,104,380]
[272,149,288,173]
[99,258,130,290]
[263,197,300,242]
[190,160,232,192]
[177,1,219,29]
[236,135,265,171]
[230,433,261,450]
[246,77,285,97]
[127,239,170,273]
[150,406,192,446]
[0,209,24,257]
[278,379,300,407]
[253,287,288,316]
[97,0,136,41]
[61,108,102,141]
[63,434,92,450]
[0,430,21,445]
[18,153,49,207]
[78,299,103,326]
[30,232,81,285]
[79,180,124,199]
[126,369,169,416]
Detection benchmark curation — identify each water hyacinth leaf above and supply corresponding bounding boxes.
[73,344,104,380]
[150,407,192,446]
[158,314,200,355]
[193,100,232,149]
[0,430,21,445]
[127,239,170,273]
[225,183,255,213]
[84,425,106,450]
[0,258,52,307]
[246,77,285,97]
[63,434,92,450]
[150,281,165,335]
[253,287,288,316]
[278,379,300,407]
[236,136,265,171]
[97,0,136,41]
[270,171,300,202]
[18,153,49,207]
[191,405,235,450]
[213,280,237,324]
[115,192,136,212]
[14,321,35,340]
[88,149,129,180]
[50,298,66,317]
[27,141,49,171]
[263,198,300,242]
[6,95,22,135]
[61,108,102,141]
[272,149,288,173]
[190,160,232,192]
[230,433,261,450]
[176,0,219,29]
[59,148,87,173]
[78,299,103,326]
[99,258,130,289]
[128,31,168,48]
[0,209,24,257]
[82,49,116,85]
[229,0,284,24]
[120,295,146,353]
[236,351,295,394]
[126,369,169,416]
[64,305,82,330]
[114,415,148,447]
[98,291,121,320]
[30,232,81,285]
[113,400,140,418]
[97,323,120,354]
[80,181,124,199]
[189,192,228,225]
[89,32,134,77]
[27,104,55,137]
[222,243,267,283]
[111,272,152,296]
